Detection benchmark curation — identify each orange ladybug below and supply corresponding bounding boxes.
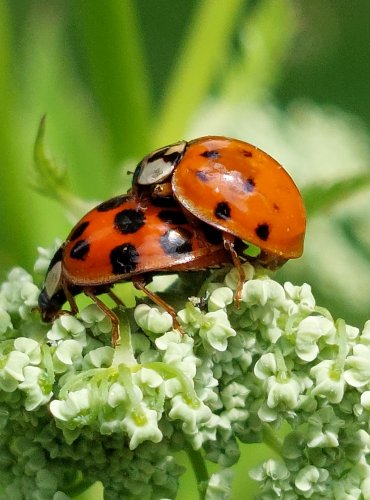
[132,136,306,289]
[39,194,230,345]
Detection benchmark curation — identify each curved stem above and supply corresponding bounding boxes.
[261,423,283,456]
[185,442,209,500]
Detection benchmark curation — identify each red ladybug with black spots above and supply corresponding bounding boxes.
[132,136,306,287]
[38,194,230,345]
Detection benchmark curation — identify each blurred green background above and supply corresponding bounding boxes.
[1,0,370,498]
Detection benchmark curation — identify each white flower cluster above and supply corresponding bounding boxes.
[1,254,370,499]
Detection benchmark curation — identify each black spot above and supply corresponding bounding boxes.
[214,201,231,220]
[158,209,188,225]
[150,196,178,208]
[110,243,139,275]
[273,203,280,211]
[255,223,270,241]
[163,150,183,166]
[96,195,129,212]
[114,209,145,234]
[200,222,223,245]
[201,150,220,159]
[70,239,90,260]
[196,170,209,182]
[160,228,193,255]
[47,246,64,272]
[244,177,255,193]
[243,150,252,157]
[69,221,90,242]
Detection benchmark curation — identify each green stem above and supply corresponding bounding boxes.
[261,423,283,456]
[185,442,209,500]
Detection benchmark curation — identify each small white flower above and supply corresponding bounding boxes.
[250,458,290,482]
[53,340,83,372]
[360,391,370,411]
[254,353,278,380]
[224,263,254,291]
[107,382,128,408]
[0,307,12,335]
[206,468,233,500]
[18,366,52,410]
[266,375,301,410]
[344,344,370,387]
[134,304,173,334]
[0,351,29,390]
[79,304,112,336]
[199,310,236,352]
[311,360,346,403]
[83,346,114,369]
[221,382,249,410]
[208,287,234,311]
[156,331,197,378]
[48,315,86,347]
[295,465,329,494]
[14,337,42,365]
[169,394,213,437]
[34,242,62,274]
[50,388,91,421]
[242,279,286,308]
[284,282,315,315]
[122,405,163,449]
[295,315,336,362]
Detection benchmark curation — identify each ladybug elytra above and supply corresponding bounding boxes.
[39,194,231,345]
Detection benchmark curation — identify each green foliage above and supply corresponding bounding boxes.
[1,0,370,498]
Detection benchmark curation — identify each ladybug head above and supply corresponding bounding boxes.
[38,287,67,322]
[133,140,187,187]
[38,246,66,323]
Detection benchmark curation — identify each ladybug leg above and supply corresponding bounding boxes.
[222,232,245,305]
[108,290,125,307]
[83,289,120,347]
[132,276,182,332]
[63,284,79,316]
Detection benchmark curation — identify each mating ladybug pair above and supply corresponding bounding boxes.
[39,136,306,345]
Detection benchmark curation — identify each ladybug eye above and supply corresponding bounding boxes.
[135,141,187,185]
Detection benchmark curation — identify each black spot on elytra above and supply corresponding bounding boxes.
[273,203,280,211]
[196,170,209,182]
[47,246,64,272]
[255,223,270,241]
[200,222,223,245]
[201,150,220,159]
[69,221,90,242]
[96,195,129,212]
[243,150,252,157]
[114,209,145,234]
[244,177,255,193]
[110,243,139,275]
[70,239,90,261]
[158,209,188,225]
[214,201,231,220]
[160,228,193,255]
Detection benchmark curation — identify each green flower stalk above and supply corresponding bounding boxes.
[1,250,370,499]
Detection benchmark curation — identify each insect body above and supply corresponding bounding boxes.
[39,194,230,345]
[133,136,306,263]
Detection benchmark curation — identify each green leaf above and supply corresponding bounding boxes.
[68,0,151,161]
[152,0,246,146]
[303,172,370,216]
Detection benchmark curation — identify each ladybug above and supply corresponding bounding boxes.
[38,194,231,345]
[132,136,306,291]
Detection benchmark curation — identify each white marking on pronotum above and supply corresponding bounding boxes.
[45,261,63,298]
[137,141,187,185]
